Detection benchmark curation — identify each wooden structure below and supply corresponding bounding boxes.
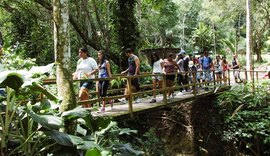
[43,69,267,118]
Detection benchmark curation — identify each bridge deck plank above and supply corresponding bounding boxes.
[92,86,230,118]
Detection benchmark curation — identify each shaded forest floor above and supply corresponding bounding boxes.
[117,95,237,156]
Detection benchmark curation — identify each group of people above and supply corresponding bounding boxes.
[149,50,244,102]
[73,47,246,112]
[73,48,112,112]
[73,47,245,112]
[73,47,142,112]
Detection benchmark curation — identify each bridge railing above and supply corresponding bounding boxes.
[43,69,268,117]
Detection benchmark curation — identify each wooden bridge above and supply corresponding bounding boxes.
[44,70,267,118]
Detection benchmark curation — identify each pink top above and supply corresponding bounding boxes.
[164,60,176,73]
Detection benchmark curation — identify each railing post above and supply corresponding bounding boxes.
[245,70,248,81]
[192,71,197,97]
[256,71,258,81]
[127,77,133,118]
[228,70,230,86]
[213,70,216,87]
[162,73,167,104]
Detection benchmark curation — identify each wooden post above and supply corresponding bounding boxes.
[192,72,197,97]
[127,77,133,118]
[256,71,258,81]
[213,70,216,87]
[245,70,248,81]
[228,70,231,86]
[162,73,167,104]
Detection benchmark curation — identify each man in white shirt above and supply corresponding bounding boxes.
[73,47,98,107]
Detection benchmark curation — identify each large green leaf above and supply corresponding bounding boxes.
[61,107,90,120]
[29,63,54,74]
[45,130,99,150]
[44,130,73,146]
[85,148,102,156]
[0,63,55,91]
[77,140,99,150]
[29,110,63,130]
[0,71,25,91]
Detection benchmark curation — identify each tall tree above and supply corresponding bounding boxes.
[53,0,76,133]
[246,0,252,74]
[252,0,270,62]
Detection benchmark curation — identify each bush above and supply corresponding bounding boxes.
[216,80,270,155]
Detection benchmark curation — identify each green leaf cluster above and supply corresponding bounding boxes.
[216,80,270,155]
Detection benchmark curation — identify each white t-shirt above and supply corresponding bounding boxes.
[153,59,163,73]
[76,57,98,79]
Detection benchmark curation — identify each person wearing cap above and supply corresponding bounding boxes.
[73,47,98,108]
[176,50,190,93]
[120,48,142,104]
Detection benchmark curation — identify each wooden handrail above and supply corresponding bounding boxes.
[41,69,268,117]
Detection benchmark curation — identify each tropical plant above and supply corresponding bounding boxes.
[0,63,144,155]
[216,80,270,155]
[192,22,213,51]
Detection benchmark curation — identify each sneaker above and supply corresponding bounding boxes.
[135,98,142,103]
[119,98,127,104]
[149,98,156,103]
[110,100,114,108]
[177,92,184,96]
[99,107,105,113]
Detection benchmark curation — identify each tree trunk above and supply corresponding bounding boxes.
[246,0,254,92]
[256,49,263,62]
[246,0,252,72]
[254,42,263,62]
[53,0,76,133]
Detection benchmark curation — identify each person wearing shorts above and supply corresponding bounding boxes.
[163,53,180,99]
[214,55,223,84]
[149,52,163,103]
[73,47,98,108]
[232,55,242,83]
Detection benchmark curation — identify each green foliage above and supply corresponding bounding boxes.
[1,48,37,70]
[0,63,144,155]
[111,0,140,51]
[140,0,180,48]
[216,80,270,155]
[141,128,165,156]
[192,22,213,51]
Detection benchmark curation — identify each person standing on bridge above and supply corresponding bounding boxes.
[200,50,213,91]
[231,55,242,83]
[120,48,141,103]
[149,52,164,103]
[73,47,98,108]
[163,53,180,99]
[91,50,113,112]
